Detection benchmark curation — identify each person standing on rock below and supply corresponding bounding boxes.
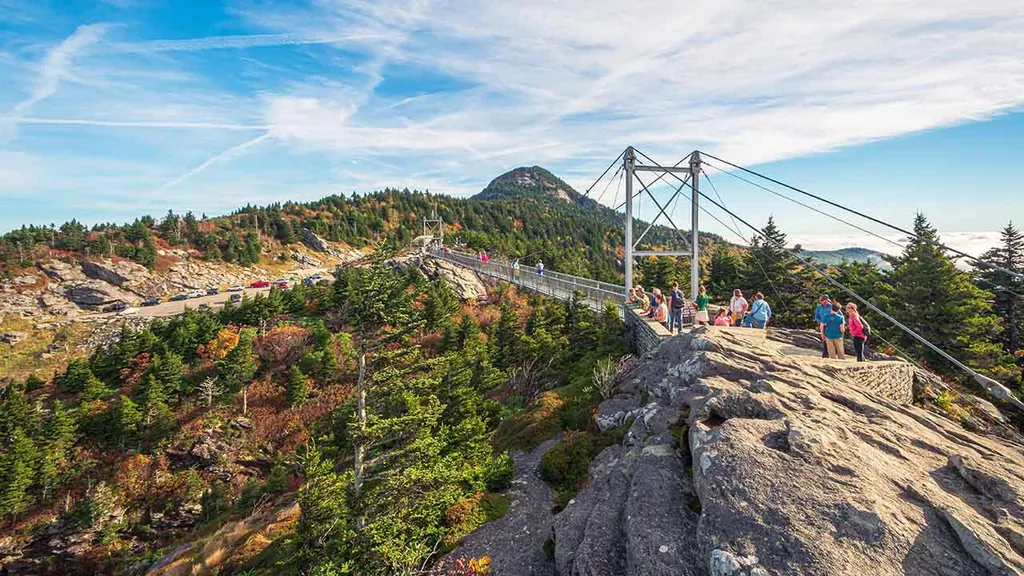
[692,285,710,328]
[821,303,846,359]
[668,282,687,333]
[729,289,748,326]
[815,295,834,358]
[846,302,867,362]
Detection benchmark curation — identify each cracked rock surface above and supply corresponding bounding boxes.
[472,327,1024,575]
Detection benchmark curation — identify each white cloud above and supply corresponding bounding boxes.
[6,23,108,122]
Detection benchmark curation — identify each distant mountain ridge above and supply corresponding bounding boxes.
[474,166,583,203]
[800,246,891,269]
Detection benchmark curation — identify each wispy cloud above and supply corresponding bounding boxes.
[154,131,272,192]
[7,23,108,121]
[104,32,388,54]
[14,116,268,130]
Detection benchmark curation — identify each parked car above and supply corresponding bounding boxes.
[274,280,288,290]
[303,274,323,286]
[227,285,245,292]
[249,280,271,288]
[229,293,242,303]
[141,297,161,306]
[102,302,129,313]
[206,287,219,295]
[187,290,204,298]
[169,293,188,302]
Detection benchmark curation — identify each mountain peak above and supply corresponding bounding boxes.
[475,166,581,202]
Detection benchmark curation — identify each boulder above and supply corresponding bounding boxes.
[299,228,332,253]
[40,260,87,283]
[64,280,136,306]
[291,250,322,268]
[81,259,151,288]
[1,331,26,345]
[418,257,487,301]
[530,329,1024,576]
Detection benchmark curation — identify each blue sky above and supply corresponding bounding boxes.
[1,0,1022,252]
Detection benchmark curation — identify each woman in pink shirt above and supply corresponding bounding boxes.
[845,302,867,362]
[713,309,731,326]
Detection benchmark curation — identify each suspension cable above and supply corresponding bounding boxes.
[698,150,1024,280]
[583,148,626,198]
[702,159,1023,299]
[630,149,1023,406]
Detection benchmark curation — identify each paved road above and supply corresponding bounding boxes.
[126,286,274,318]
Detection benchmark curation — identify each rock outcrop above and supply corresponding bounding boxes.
[64,279,136,306]
[81,259,151,289]
[421,257,488,301]
[498,328,1024,575]
[299,228,332,253]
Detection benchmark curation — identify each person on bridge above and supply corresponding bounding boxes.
[821,303,846,360]
[668,282,687,333]
[480,251,490,263]
[729,289,748,326]
[845,302,867,362]
[536,260,544,277]
[742,292,772,329]
[692,285,710,328]
[815,295,834,358]
[512,259,521,280]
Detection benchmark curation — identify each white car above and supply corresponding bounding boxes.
[227,285,245,292]
[187,289,205,298]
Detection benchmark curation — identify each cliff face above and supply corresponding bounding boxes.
[452,328,1024,575]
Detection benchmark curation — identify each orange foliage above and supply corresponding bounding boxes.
[200,327,240,361]
[441,556,492,575]
[119,352,152,394]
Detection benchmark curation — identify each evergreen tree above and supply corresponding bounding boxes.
[880,214,1007,379]
[37,400,77,502]
[638,256,675,290]
[217,328,259,415]
[295,444,354,573]
[286,365,310,406]
[743,217,820,328]
[58,359,102,395]
[975,222,1024,361]
[706,245,745,301]
[114,395,142,449]
[153,351,185,397]
[492,300,521,370]
[422,278,461,333]
[0,428,38,521]
[0,380,31,442]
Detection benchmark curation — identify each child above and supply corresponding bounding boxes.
[713,308,731,326]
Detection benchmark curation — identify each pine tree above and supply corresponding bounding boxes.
[0,428,38,521]
[975,222,1024,359]
[706,245,744,301]
[638,256,675,291]
[492,300,521,370]
[114,395,142,449]
[423,278,461,333]
[37,400,77,502]
[286,366,310,406]
[295,443,354,573]
[0,380,30,441]
[58,359,100,394]
[743,217,820,328]
[329,243,423,508]
[217,328,259,414]
[153,351,185,397]
[881,214,1007,379]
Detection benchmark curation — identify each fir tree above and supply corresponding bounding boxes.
[286,365,310,406]
[0,428,38,521]
[975,222,1024,360]
[423,278,461,333]
[114,395,142,449]
[153,351,185,397]
[217,328,259,415]
[706,245,745,301]
[492,300,521,370]
[880,214,1007,379]
[743,217,820,328]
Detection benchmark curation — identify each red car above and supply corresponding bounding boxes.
[274,280,289,290]
[249,280,271,288]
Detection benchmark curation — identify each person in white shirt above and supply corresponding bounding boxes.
[728,289,748,327]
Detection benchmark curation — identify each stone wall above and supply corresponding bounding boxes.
[830,361,915,405]
[624,306,664,355]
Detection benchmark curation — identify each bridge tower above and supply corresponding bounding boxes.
[622,147,702,301]
[423,210,444,246]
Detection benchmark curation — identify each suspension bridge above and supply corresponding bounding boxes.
[421,146,1024,413]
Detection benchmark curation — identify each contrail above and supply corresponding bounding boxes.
[106,32,385,54]
[154,132,272,192]
[15,117,269,131]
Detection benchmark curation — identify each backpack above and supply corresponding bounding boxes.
[861,317,872,336]
[671,290,685,309]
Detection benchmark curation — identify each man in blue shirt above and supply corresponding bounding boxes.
[821,303,846,359]
[814,295,834,358]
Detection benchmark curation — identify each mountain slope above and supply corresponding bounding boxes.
[474,166,582,203]
[800,247,891,269]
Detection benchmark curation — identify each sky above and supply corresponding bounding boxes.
[0,0,1022,254]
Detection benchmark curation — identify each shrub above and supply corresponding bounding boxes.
[539,431,594,505]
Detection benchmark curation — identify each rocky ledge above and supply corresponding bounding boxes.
[490,327,1024,575]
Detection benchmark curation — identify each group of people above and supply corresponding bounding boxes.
[815,294,870,362]
[485,254,544,280]
[723,288,773,329]
[627,283,689,333]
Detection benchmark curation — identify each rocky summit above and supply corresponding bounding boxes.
[447,327,1024,576]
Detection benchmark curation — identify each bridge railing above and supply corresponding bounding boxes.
[430,250,627,315]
